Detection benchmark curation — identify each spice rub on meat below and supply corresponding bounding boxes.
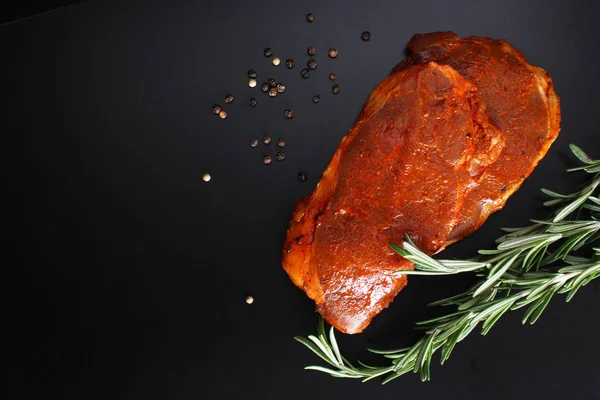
[282,33,561,334]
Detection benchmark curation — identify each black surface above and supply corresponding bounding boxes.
[1,1,84,25]
[2,0,600,399]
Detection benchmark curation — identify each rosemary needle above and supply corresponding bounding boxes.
[295,144,600,383]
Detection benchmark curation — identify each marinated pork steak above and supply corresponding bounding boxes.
[394,32,561,241]
[283,33,560,334]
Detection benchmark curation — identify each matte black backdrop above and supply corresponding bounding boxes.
[2,0,600,399]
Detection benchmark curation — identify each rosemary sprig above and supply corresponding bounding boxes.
[295,144,600,383]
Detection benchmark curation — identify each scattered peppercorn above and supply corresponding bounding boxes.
[263,155,272,165]
[328,48,339,58]
[277,138,286,148]
[301,68,310,79]
[264,48,273,57]
[332,84,340,94]
[361,31,371,41]
[268,87,278,97]
[263,135,272,145]
[307,47,316,56]
[329,73,336,81]
[250,139,258,147]
[276,83,286,93]
[286,59,294,69]
[248,78,257,88]
[202,173,211,182]
[261,83,269,92]
[284,109,294,119]
[298,171,307,182]
[219,110,227,119]
[312,95,320,104]
[268,78,277,87]
[246,295,254,304]
[249,98,257,107]
[272,57,281,66]
[276,151,286,161]
[307,59,317,70]
[248,69,257,79]
[306,13,314,23]
[212,104,222,115]
[225,94,234,104]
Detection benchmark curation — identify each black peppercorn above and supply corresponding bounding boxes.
[276,151,285,161]
[307,47,316,56]
[268,78,277,87]
[264,48,273,57]
[361,31,371,41]
[307,59,317,70]
[301,68,310,79]
[250,139,258,148]
[261,83,269,92]
[329,73,336,81]
[277,138,286,148]
[286,59,294,69]
[276,83,286,93]
[264,155,272,165]
[312,95,320,104]
[249,98,257,107]
[225,94,234,104]
[298,171,307,182]
[332,84,340,94]
[212,104,222,115]
[306,13,314,23]
[268,88,278,97]
[248,69,257,79]
[328,48,338,58]
[284,109,294,119]
[263,135,272,145]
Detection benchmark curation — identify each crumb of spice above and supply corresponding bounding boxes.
[276,151,285,161]
[328,48,339,58]
[263,155,272,165]
[301,68,310,79]
[250,139,258,147]
[276,83,286,93]
[284,109,294,119]
[249,97,257,107]
[298,171,307,182]
[332,84,340,94]
[248,79,257,88]
[268,78,278,87]
[263,135,272,145]
[261,83,269,92]
[329,73,336,81]
[307,59,317,70]
[246,295,254,304]
[202,173,211,182]
[272,57,281,66]
[212,104,222,115]
[361,31,371,41]
[277,138,286,148]
[286,59,294,69]
[248,69,257,79]
[264,48,273,57]
[306,13,314,23]
[268,87,278,97]
[225,94,234,104]
[307,47,316,56]
[219,110,227,119]
[312,95,320,104]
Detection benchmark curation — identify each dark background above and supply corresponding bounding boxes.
[2,0,599,399]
